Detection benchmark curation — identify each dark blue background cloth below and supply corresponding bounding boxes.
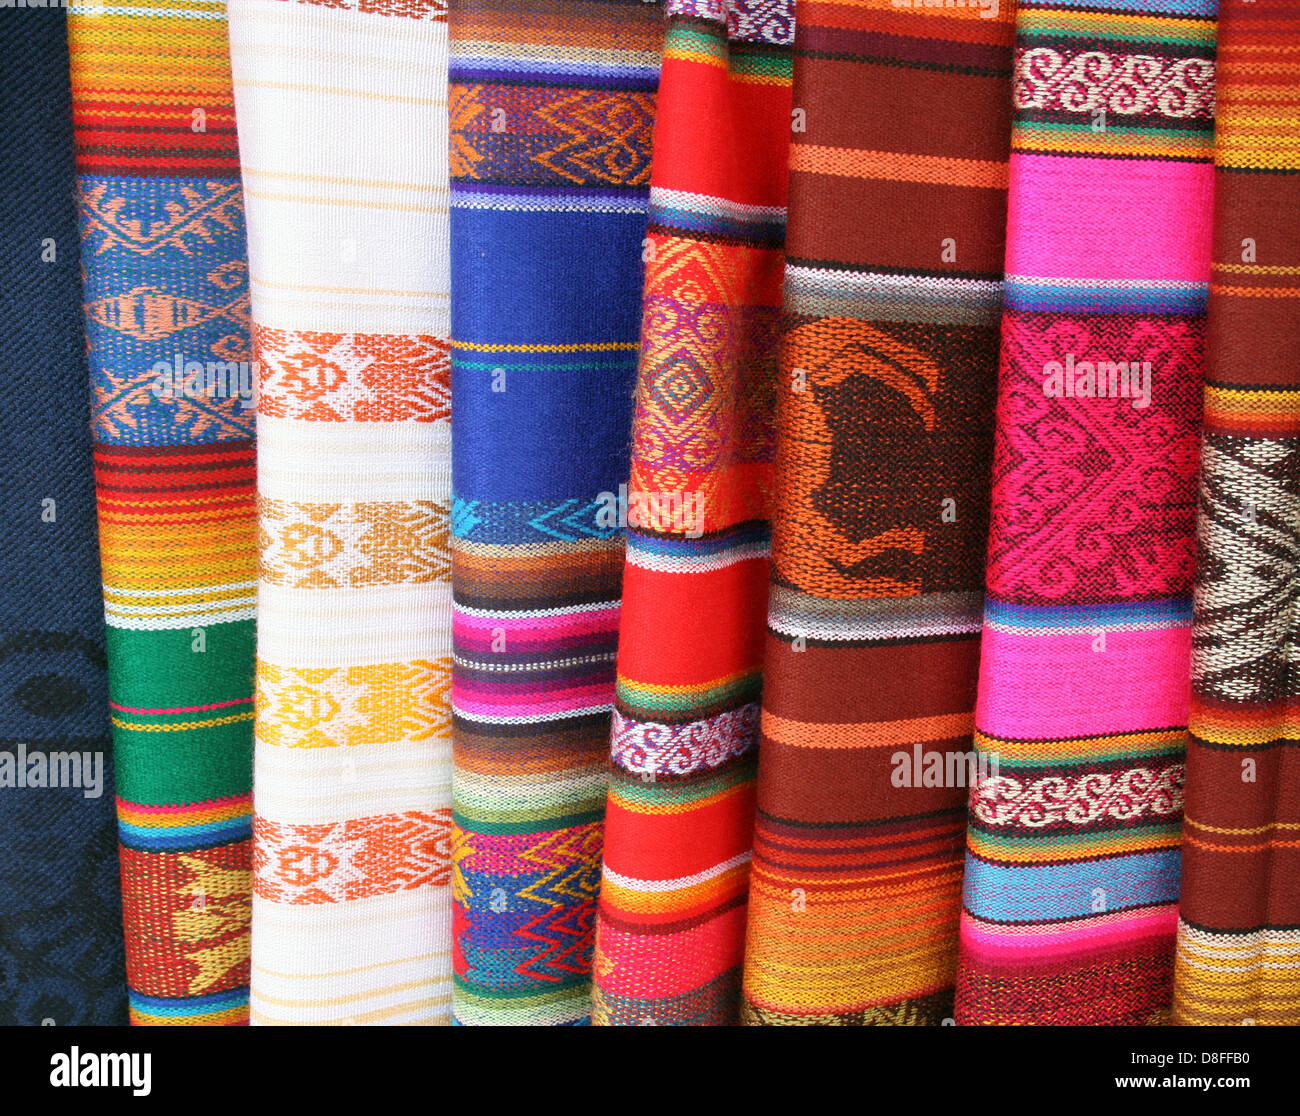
[0,7,128,1025]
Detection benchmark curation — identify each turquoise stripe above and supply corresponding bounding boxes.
[984,596,1193,631]
[963,849,1181,922]
[1005,280,1208,315]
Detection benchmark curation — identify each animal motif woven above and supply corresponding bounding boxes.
[739,0,1016,1026]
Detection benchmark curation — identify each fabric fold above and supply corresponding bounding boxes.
[740,0,1016,1025]
[70,0,256,1026]
[592,0,794,1027]
[0,5,127,1027]
[448,0,663,1025]
[1174,0,1300,1027]
[955,0,1217,1025]
[229,0,454,1026]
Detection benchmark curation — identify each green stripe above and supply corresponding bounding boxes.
[984,746,1185,769]
[106,621,253,805]
[1019,22,1215,48]
[971,821,1182,853]
[451,806,605,835]
[105,621,255,708]
[112,718,251,806]
[617,673,761,717]
[611,753,756,807]
[731,52,792,80]
[665,23,728,61]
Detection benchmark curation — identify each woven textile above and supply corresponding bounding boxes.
[0,6,127,1027]
[229,0,453,1025]
[1174,0,1300,1027]
[592,0,793,1027]
[69,0,256,1026]
[448,0,663,1025]
[954,0,1217,1025]
[739,0,1015,1026]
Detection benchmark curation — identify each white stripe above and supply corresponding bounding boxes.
[651,186,785,221]
[257,416,450,502]
[257,584,451,665]
[601,851,753,893]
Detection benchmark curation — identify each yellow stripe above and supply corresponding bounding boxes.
[113,711,256,732]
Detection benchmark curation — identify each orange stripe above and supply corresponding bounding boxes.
[762,710,975,749]
[789,144,1008,189]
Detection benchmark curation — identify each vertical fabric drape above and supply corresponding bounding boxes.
[0,6,127,1027]
[1174,0,1300,1026]
[592,0,794,1027]
[740,0,1015,1025]
[447,0,663,1025]
[955,0,1217,1025]
[230,0,454,1025]
[70,0,257,1026]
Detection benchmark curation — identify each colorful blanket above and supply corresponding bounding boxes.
[740,0,1015,1025]
[592,0,794,1027]
[229,0,454,1025]
[1174,0,1300,1027]
[448,0,663,1025]
[955,0,1217,1025]
[70,0,257,1026]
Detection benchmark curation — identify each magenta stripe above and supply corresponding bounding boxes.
[109,696,254,714]
[976,627,1191,739]
[1005,154,1213,282]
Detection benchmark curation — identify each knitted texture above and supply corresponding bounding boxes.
[739,0,1015,1026]
[0,6,127,1027]
[592,0,793,1028]
[1174,0,1300,1027]
[954,0,1217,1025]
[229,0,454,1025]
[69,0,256,1026]
[448,0,663,1025]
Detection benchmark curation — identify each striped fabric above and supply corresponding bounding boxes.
[955,0,1217,1024]
[592,0,793,1027]
[0,5,127,1027]
[448,0,663,1025]
[1174,0,1300,1027]
[740,0,1015,1026]
[229,0,453,1025]
[69,0,256,1026]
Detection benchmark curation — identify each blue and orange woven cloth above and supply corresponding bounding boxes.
[69,0,256,1025]
[448,0,664,1025]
